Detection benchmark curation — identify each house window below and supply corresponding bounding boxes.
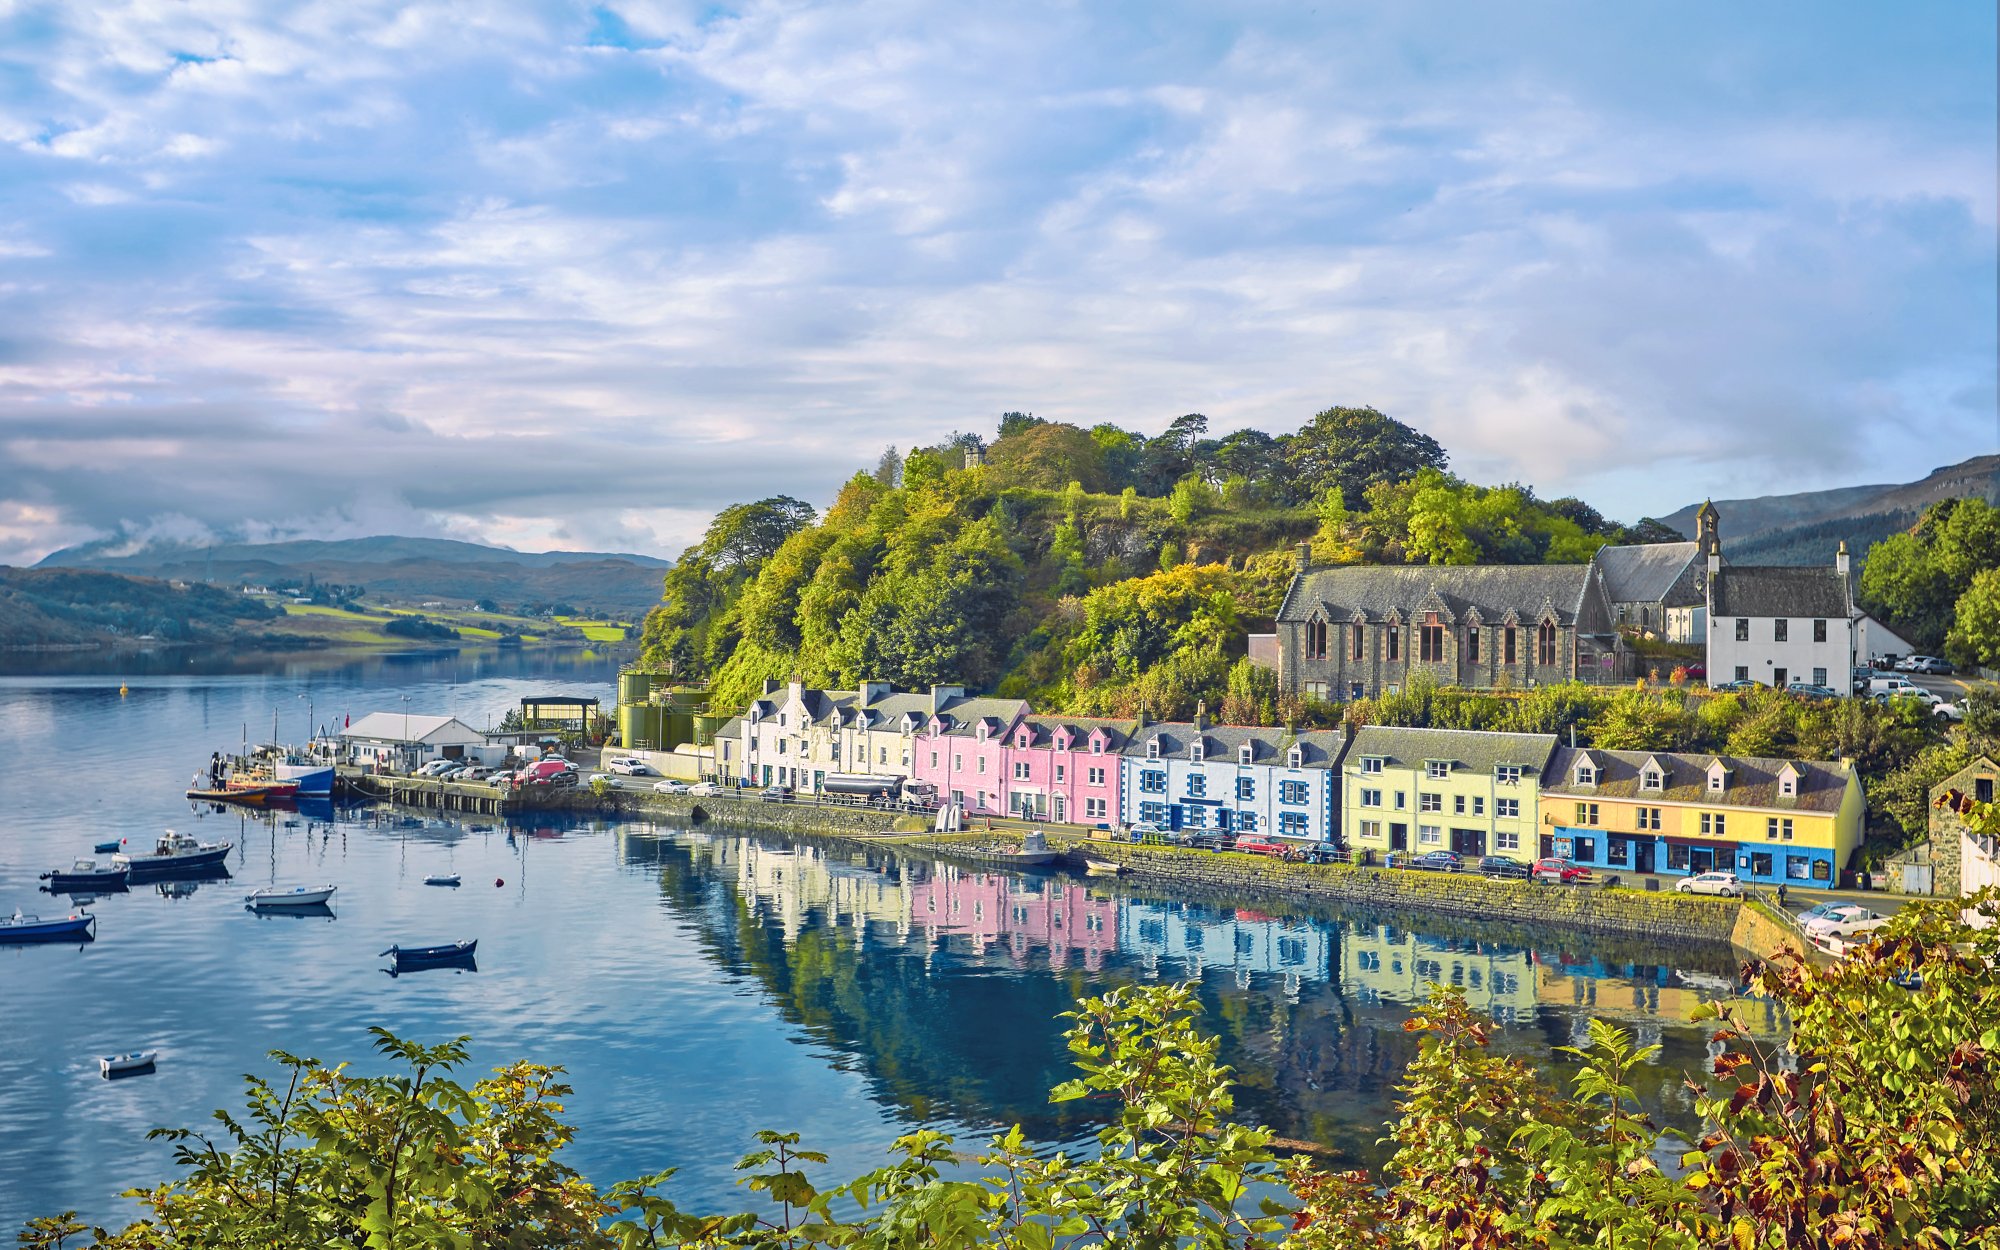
[1420,793,1441,813]
[1811,668,1826,688]
[1146,739,1160,760]
[1013,762,1030,780]
[1496,765,1522,785]
[1238,745,1253,766]
[830,742,841,760]
[1537,620,1558,666]
[1386,627,1401,662]
[1641,769,1662,791]
[1734,666,1749,682]
[1361,757,1384,775]
[1085,797,1107,820]
[1496,798,1519,819]
[930,752,939,768]
[1425,761,1449,780]
[1359,819,1382,840]
[1701,812,1727,837]
[1667,843,1691,871]
[1769,818,1794,841]
[1636,807,1662,831]
[1466,629,1480,663]
[1351,622,1365,660]
[1140,770,1166,793]
[1735,618,1749,642]
[1087,767,1105,786]
[1419,622,1445,662]
[1091,739,1104,755]
[776,739,787,754]
[1574,802,1600,826]
[1471,796,1485,815]
[1394,791,1407,809]
[1503,626,1517,664]
[1305,681,1329,701]
[1140,801,1166,823]
[1281,780,1309,804]
[977,757,986,773]
[1813,619,1827,643]
[1191,742,1205,764]
[1360,788,1383,808]
[1280,812,1309,837]
[1495,831,1520,851]
[1305,619,1328,660]
[953,754,962,770]
[1287,747,1303,768]
[1187,774,1206,798]
[1185,806,1207,830]
[1418,825,1443,846]
[1576,764,1597,786]
[1774,619,1789,643]
[1237,776,1255,801]
[1054,763,1066,782]
[1608,839,1630,866]
[1708,770,1725,793]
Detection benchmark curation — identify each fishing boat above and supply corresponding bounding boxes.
[0,910,96,942]
[115,830,232,877]
[938,829,1064,868]
[40,859,130,892]
[94,839,123,854]
[99,1051,157,1077]
[226,776,300,800]
[1083,857,1128,876]
[246,884,338,908]
[186,784,276,806]
[422,873,461,887]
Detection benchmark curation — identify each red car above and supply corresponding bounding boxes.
[1532,857,1592,884]
[1231,835,1292,859]
[516,759,578,786]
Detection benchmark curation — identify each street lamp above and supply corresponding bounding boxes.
[299,692,314,747]
[401,695,412,773]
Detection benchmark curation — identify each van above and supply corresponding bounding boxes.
[1868,675,1918,697]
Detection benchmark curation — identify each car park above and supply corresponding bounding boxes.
[1411,850,1463,873]
[1477,855,1530,880]
[652,779,690,795]
[1802,904,1888,939]
[1677,870,1742,897]
[1532,857,1592,884]
[1878,686,1943,709]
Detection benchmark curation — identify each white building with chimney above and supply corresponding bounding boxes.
[1704,535,1859,692]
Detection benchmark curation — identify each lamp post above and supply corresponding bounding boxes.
[401,695,412,773]
[299,692,314,747]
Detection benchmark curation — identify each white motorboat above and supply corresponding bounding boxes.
[246,884,338,908]
[100,1051,157,1076]
[423,873,461,887]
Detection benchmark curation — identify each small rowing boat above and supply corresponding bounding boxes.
[1083,857,1128,876]
[94,840,123,854]
[422,873,461,887]
[380,940,477,975]
[246,884,338,908]
[0,910,96,942]
[100,1051,157,1077]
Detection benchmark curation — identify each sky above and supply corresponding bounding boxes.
[0,1,1993,564]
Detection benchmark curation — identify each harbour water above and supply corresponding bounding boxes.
[0,653,1766,1231]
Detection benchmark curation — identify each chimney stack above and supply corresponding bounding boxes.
[1194,700,1208,731]
[1836,540,1850,580]
[1295,542,1312,572]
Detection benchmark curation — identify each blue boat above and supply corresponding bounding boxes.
[380,940,477,976]
[94,840,122,854]
[0,910,96,942]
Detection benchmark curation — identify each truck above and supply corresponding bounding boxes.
[818,773,938,810]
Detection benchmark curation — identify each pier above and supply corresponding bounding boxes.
[333,766,595,815]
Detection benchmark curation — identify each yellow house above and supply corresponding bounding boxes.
[1341,726,1558,862]
[1539,747,1863,885]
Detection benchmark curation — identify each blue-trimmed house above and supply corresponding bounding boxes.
[1119,715,1349,842]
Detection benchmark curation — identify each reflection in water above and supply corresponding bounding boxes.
[621,829,1778,1165]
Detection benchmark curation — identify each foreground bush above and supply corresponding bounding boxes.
[30,828,2000,1248]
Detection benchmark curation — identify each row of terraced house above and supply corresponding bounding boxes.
[693,678,1861,888]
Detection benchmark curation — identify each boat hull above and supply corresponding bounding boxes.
[247,885,337,908]
[42,870,129,892]
[383,939,478,964]
[274,763,334,796]
[187,787,274,806]
[120,844,232,877]
[0,914,96,942]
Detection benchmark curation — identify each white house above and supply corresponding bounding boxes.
[1119,713,1347,842]
[1705,543,1858,691]
[338,713,492,771]
[729,679,1026,794]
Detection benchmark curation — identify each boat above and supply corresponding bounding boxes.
[0,910,96,943]
[1083,857,1128,876]
[41,859,130,892]
[115,830,233,877]
[99,1051,157,1077]
[248,902,335,921]
[186,785,277,806]
[422,873,461,887]
[246,884,338,908]
[93,840,123,854]
[380,940,478,974]
[939,829,1064,868]
[226,777,300,800]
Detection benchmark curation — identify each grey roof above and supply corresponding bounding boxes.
[1015,715,1135,750]
[1593,542,1699,605]
[1345,725,1558,774]
[931,696,1030,736]
[1122,723,1350,768]
[1711,566,1850,618]
[1277,564,1597,628]
[717,715,746,736]
[1543,746,1851,815]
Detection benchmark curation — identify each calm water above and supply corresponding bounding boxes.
[0,652,1766,1231]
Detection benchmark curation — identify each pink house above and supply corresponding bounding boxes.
[912,701,1027,815]
[997,716,1131,827]
[906,869,1119,971]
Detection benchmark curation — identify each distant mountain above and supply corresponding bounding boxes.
[36,534,672,617]
[1657,454,2000,566]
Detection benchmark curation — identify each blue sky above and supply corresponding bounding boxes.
[0,1,1992,563]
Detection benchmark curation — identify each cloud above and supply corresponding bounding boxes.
[0,0,1990,566]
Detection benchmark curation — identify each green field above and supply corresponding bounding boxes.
[555,616,628,642]
[269,601,554,647]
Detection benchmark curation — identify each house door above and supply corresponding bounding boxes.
[1450,828,1486,857]
[1053,794,1066,823]
[1773,667,1788,688]
[1633,840,1655,873]
[1690,847,1715,873]
[1389,823,1408,851]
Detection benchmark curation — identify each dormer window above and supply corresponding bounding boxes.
[1191,742,1205,764]
[1425,760,1449,780]
[1017,729,1031,748]
[1707,765,1727,793]
[1238,744,1253,766]
[1495,764,1522,785]
[1575,763,1597,786]
[1641,769,1662,792]
[1287,746,1304,768]
[1778,767,1798,798]
[976,723,989,742]
[1146,739,1161,760]
[1091,738,1104,755]
[1360,757,1384,775]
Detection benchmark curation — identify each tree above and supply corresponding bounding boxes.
[701,497,818,572]
[1283,405,1448,508]
[995,411,1044,440]
[872,445,901,487]
[1947,565,2000,670]
[1860,497,2000,650]
[983,422,1108,492]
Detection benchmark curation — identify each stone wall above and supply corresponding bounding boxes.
[1730,898,1823,964]
[619,791,915,836]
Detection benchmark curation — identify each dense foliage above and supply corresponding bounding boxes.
[639,408,1647,713]
[36,836,2000,1250]
[1859,497,2000,667]
[0,567,279,647]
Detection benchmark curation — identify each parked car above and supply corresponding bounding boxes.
[1185,832,1233,852]
[1785,682,1841,701]
[1867,675,1921,697]
[1231,835,1291,859]
[518,758,577,786]
[1795,901,1844,927]
[1685,664,1706,680]
[1677,870,1743,897]
[1802,904,1888,939]
[688,780,723,797]
[606,757,655,776]
[1908,656,1955,675]
[1532,857,1593,884]
[415,759,456,777]
[1878,686,1943,709]
[1477,855,1531,881]
[1710,679,1760,693]
[1289,843,1345,864]
[1126,820,1165,842]
[1411,850,1464,873]
[652,779,691,795]
[1935,699,1968,722]
[758,785,793,803]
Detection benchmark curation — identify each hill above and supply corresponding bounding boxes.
[1658,454,2000,565]
[0,567,286,649]
[36,535,672,617]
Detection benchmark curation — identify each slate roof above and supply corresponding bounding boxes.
[341,713,485,743]
[1121,723,1350,768]
[1344,725,1558,774]
[1593,542,1699,605]
[1542,746,1852,815]
[1277,564,1598,628]
[1711,566,1851,618]
[1014,715,1136,751]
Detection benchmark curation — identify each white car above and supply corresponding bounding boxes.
[1934,699,1967,722]
[688,781,722,797]
[607,757,654,776]
[1677,870,1743,897]
[1802,904,1888,939]
[652,779,690,795]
